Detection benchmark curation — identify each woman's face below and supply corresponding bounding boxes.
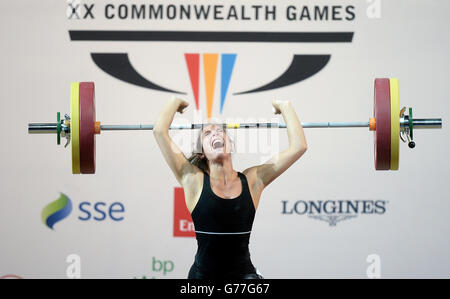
[201,124,232,162]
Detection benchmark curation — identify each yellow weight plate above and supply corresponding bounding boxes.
[70,82,81,174]
[389,78,400,170]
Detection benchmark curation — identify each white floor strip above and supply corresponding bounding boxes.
[195,230,252,235]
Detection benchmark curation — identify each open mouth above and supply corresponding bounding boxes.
[212,138,224,149]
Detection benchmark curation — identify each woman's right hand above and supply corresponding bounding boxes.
[172,97,189,114]
[154,98,189,133]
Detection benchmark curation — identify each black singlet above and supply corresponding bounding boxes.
[188,171,263,279]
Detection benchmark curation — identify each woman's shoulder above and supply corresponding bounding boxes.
[241,166,265,193]
[242,166,257,179]
[182,169,204,187]
[182,171,205,214]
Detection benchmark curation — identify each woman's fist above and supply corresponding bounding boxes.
[272,99,290,114]
[171,97,189,114]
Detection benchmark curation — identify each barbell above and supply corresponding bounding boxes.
[28,78,442,174]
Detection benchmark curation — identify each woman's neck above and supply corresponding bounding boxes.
[208,158,237,185]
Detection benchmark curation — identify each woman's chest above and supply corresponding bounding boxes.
[210,179,242,199]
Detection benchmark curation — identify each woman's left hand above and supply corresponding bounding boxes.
[272,99,290,114]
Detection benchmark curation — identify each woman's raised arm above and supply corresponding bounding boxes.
[244,100,307,191]
[153,98,200,185]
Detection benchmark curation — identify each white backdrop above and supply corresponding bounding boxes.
[0,0,449,278]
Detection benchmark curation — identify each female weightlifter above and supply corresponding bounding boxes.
[153,98,307,279]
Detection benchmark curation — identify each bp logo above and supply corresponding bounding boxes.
[42,193,73,230]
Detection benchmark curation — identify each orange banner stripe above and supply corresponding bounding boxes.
[203,53,219,119]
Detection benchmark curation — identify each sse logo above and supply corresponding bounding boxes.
[41,193,73,230]
[42,193,125,230]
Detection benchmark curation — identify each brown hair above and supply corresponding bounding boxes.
[187,129,209,173]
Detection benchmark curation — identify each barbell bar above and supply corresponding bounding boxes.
[27,78,442,174]
[29,120,442,132]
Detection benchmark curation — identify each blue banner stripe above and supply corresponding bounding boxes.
[220,54,237,113]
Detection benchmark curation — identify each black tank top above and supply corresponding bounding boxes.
[190,171,257,275]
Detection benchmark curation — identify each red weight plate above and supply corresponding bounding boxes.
[79,82,96,174]
[374,78,391,170]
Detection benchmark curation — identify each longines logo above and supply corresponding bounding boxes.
[67,1,358,117]
[281,200,388,226]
